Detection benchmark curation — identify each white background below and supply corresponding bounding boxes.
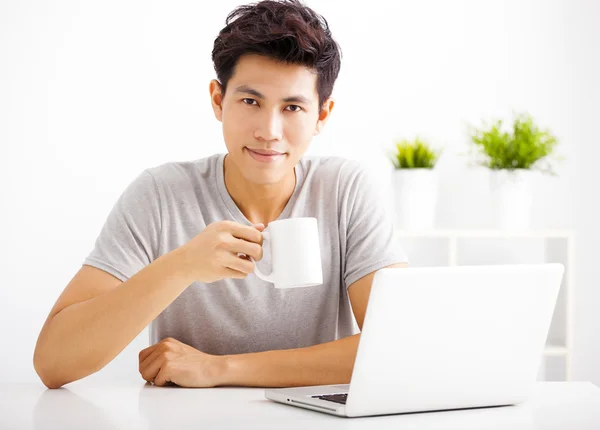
[1,0,598,385]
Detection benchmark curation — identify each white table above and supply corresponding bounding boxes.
[2,381,600,429]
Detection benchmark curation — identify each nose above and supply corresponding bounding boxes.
[254,110,283,142]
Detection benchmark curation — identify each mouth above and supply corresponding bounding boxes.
[245,147,287,163]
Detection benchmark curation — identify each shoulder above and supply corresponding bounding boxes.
[299,156,391,216]
[144,154,221,191]
[299,155,368,189]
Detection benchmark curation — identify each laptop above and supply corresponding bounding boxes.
[265,263,564,417]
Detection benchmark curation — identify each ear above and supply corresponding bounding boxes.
[314,98,335,136]
[209,79,224,122]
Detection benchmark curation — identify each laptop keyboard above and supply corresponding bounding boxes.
[311,393,348,405]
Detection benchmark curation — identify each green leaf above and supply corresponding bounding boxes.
[391,137,441,169]
[467,112,559,173]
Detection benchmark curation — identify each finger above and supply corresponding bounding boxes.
[221,267,248,280]
[139,343,159,364]
[225,254,255,274]
[228,223,263,245]
[139,345,166,377]
[141,353,167,384]
[224,238,263,261]
[154,364,172,387]
[253,223,265,232]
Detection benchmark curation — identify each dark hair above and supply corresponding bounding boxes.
[212,0,342,109]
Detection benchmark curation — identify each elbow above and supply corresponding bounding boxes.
[34,322,66,389]
[33,339,75,389]
[33,344,105,389]
[33,351,64,389]
[39,375,64,390]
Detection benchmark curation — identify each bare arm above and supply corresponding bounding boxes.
[34,221,264,389]
[221,333,359,388]
[33,248,195,388]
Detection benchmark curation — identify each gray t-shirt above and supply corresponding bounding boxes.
[83,153,408,355]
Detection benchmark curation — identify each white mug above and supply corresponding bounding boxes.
[250,217,323,288]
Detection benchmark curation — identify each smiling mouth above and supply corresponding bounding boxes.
[245,147,286,162]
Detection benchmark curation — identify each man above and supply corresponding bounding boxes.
[33,0,408,389]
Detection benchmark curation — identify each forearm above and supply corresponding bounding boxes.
[34,248,194,388]
[220,334,360,388]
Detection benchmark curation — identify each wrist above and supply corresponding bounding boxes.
[162,246,197,284]
[217,354,243,387]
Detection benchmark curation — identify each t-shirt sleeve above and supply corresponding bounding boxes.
[342,165,408,288]
[82,170,162,282]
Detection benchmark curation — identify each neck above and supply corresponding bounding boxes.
[223,154,296,226]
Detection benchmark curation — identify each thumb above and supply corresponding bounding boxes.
[253,223,265,232]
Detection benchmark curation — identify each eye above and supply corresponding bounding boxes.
[285,105,303,112]
[242,98,258,106]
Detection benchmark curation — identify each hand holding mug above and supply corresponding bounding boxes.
[178,220,264,283]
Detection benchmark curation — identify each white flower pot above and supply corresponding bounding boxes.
[392,169,438,231]
[489,169,534,231]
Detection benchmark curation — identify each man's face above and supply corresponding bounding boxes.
[210,54,333,185]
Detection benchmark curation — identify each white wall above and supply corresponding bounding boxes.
[1,0,598,385]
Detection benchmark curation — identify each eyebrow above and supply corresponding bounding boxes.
[234,85,311,104]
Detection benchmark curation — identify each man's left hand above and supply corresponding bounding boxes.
[138,337,225,387]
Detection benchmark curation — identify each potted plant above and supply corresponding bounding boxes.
[468,112,560,230]
[388,137,442,231]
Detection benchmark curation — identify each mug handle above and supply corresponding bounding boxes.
[249,231,275,283]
